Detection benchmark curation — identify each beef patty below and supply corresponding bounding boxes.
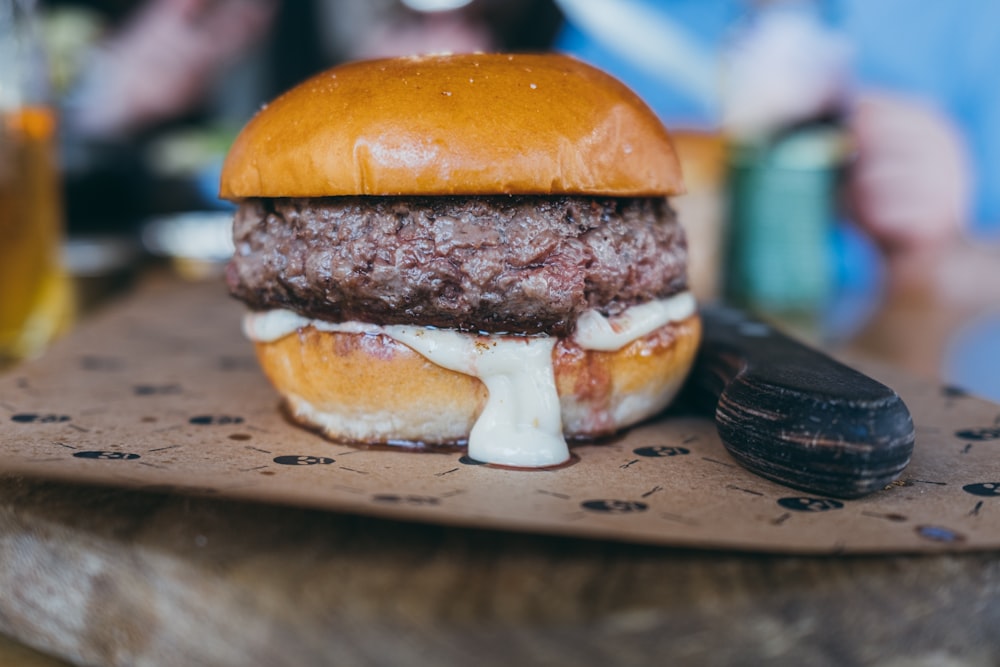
[227,195,688,336]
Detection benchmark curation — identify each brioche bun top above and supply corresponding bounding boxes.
[219,53,684,199]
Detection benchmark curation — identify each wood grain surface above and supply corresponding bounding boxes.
[1,475,998,667]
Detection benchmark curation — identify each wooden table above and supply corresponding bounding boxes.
[1,242,999,667]
[2,477,999,667]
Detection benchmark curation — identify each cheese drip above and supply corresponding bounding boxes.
[244,292,696,468]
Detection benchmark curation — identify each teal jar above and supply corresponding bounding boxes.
[724,125,849,329]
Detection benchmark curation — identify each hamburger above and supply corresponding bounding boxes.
[221,53,701,468]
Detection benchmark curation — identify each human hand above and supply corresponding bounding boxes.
[847,93,970,252]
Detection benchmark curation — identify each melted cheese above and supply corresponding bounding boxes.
[243,292,696,468]
[573,292,697,351]
[389,329,564,467]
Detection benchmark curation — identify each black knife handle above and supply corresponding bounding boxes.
[686,306,915,499]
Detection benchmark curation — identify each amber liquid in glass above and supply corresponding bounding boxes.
[0,106,72,365]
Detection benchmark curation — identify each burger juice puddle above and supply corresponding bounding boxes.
[244,292,696,468]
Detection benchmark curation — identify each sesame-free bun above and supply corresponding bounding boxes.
[254,316,701,446]
[220,53,684,199]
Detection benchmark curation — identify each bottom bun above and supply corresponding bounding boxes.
[254,315,701,447]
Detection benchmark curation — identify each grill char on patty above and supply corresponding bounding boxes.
[227,195,688,336]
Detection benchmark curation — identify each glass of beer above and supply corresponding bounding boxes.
[0,0,73,367]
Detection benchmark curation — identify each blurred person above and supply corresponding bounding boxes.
[553,0,989,279]
[61,0,561,139]
[50,0,279,232]
[555,0,1000,400]
[52,0,560,229]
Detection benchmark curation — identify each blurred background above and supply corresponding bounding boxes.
[2,0,999,401]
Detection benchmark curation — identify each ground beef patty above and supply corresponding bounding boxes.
[227,195,688,336]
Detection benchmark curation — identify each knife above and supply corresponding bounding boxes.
[684,305,915,499]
